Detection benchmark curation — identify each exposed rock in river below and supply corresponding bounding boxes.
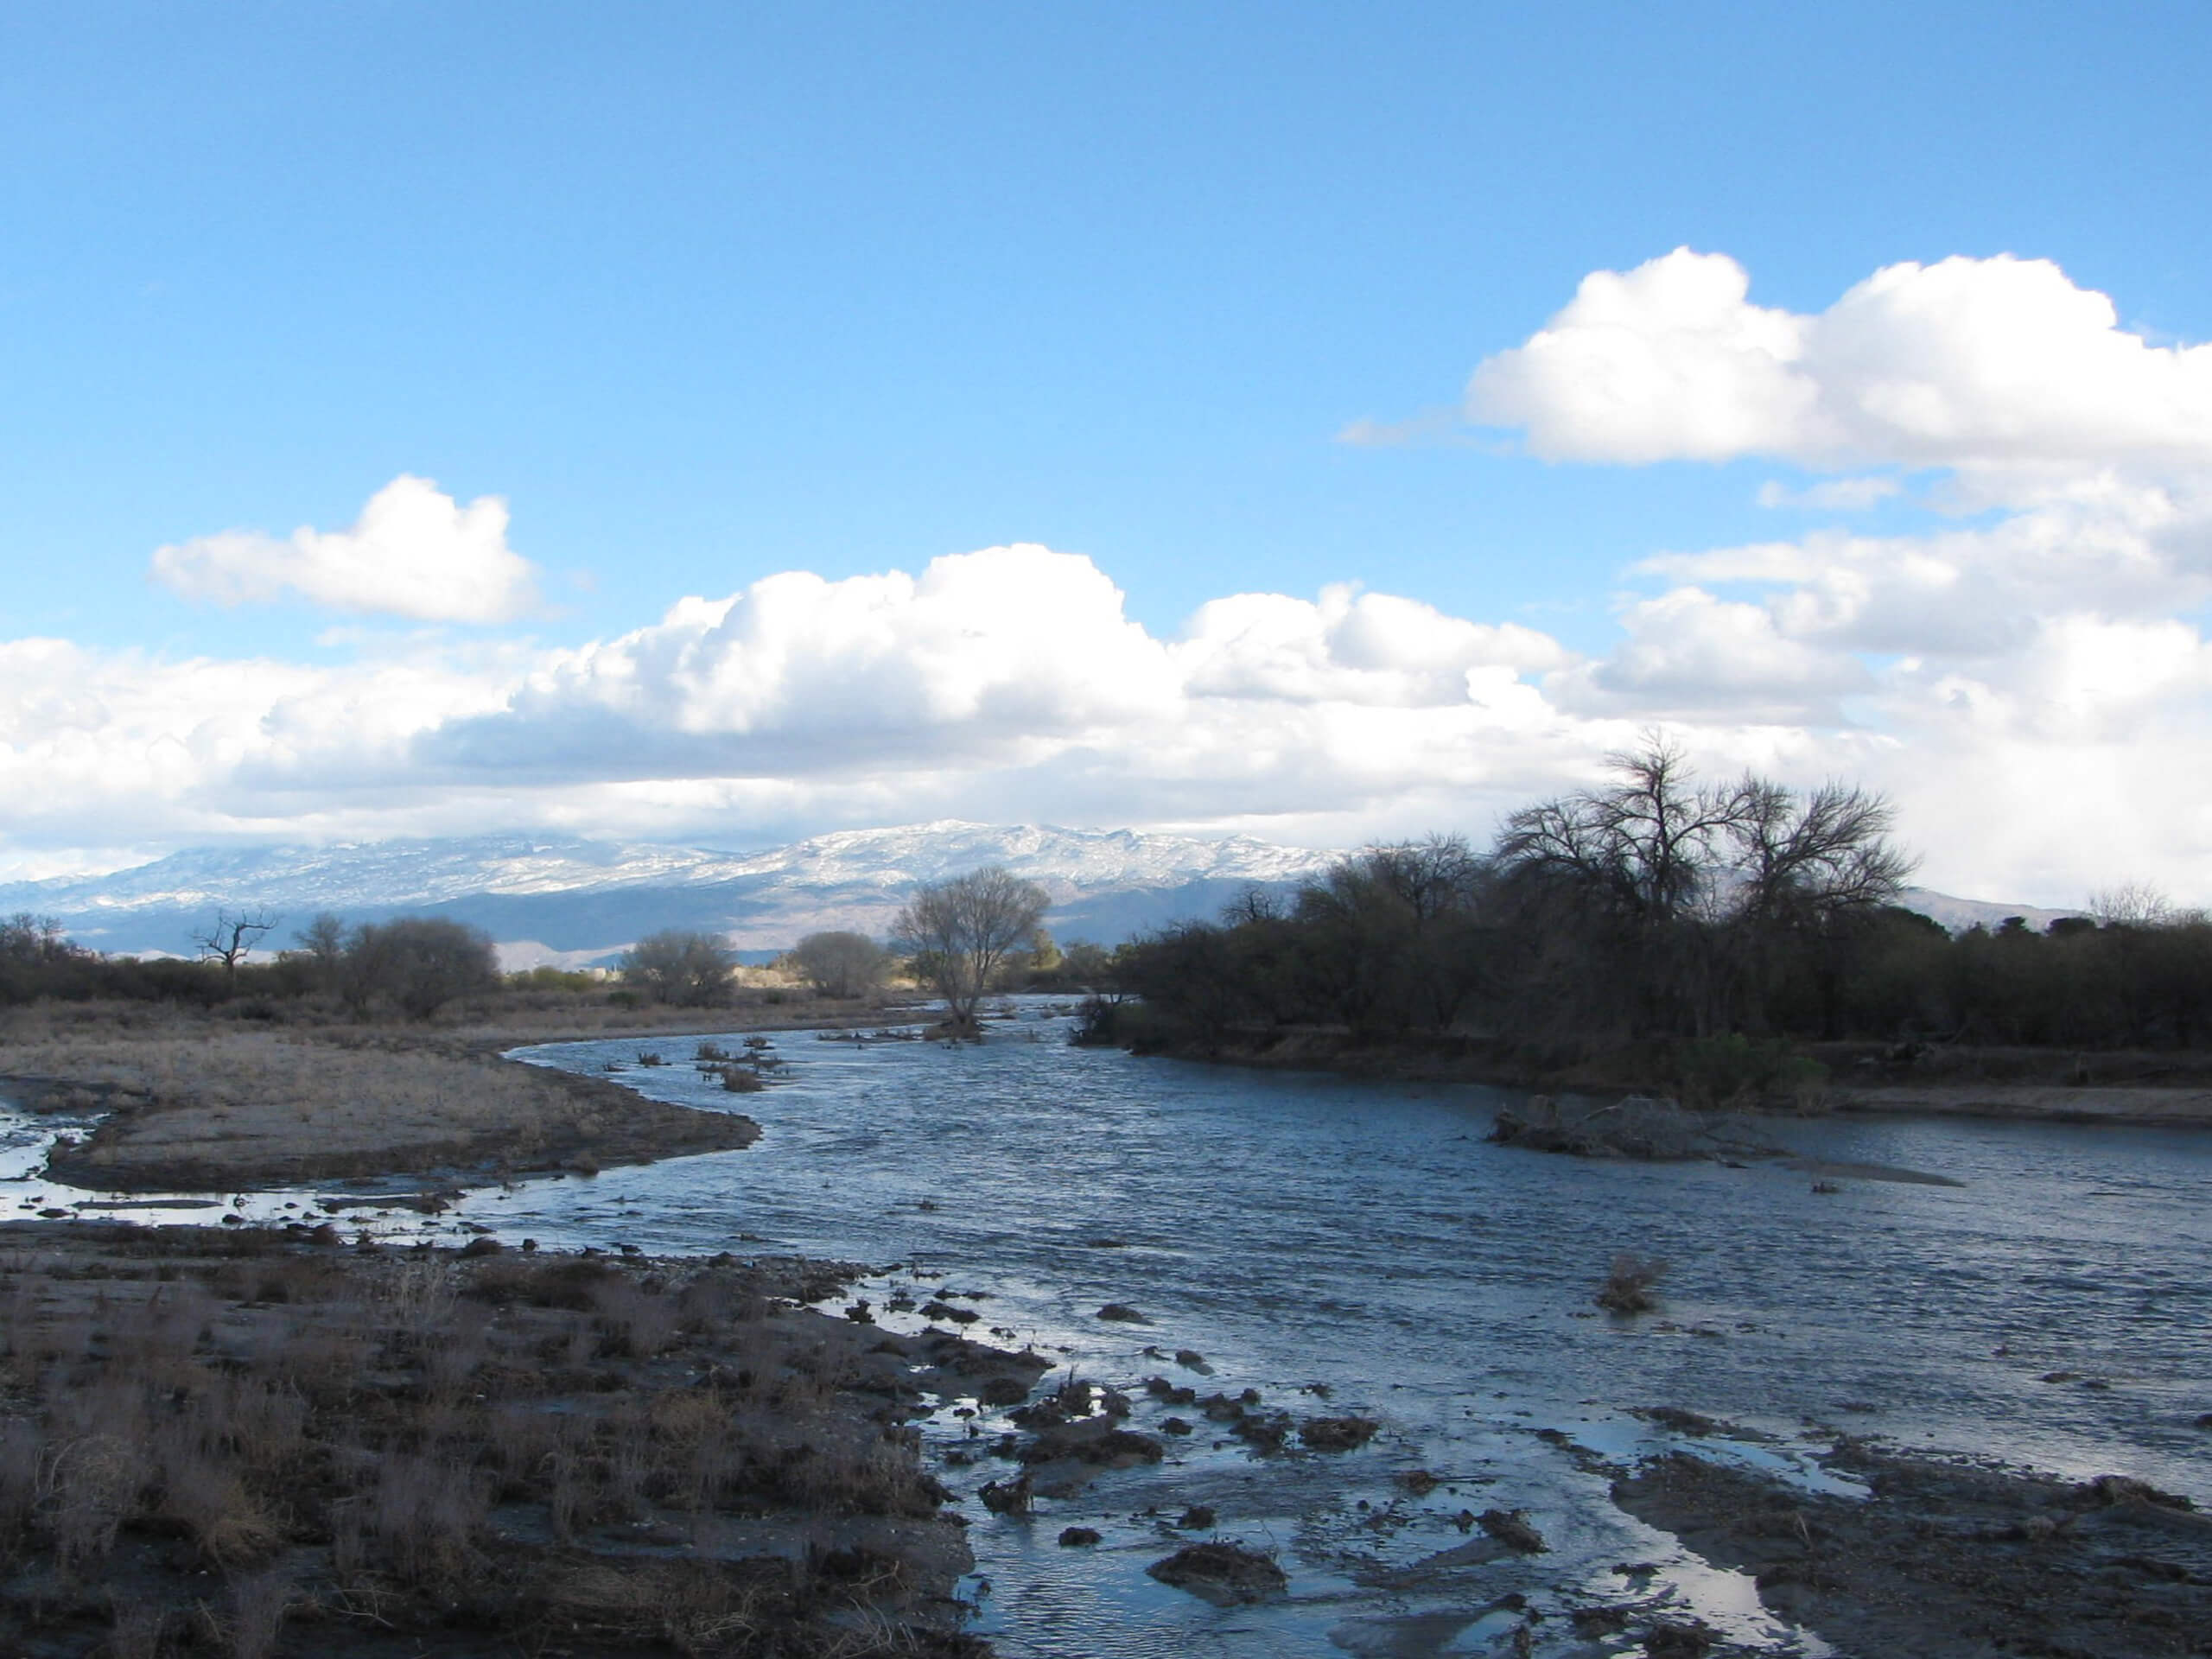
[1489,1094,1712,1160]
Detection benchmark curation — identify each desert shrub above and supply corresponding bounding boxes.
[224,1564,296,1659]
[1070,994,1129,1047]
[340,917,499,1019]
[620,930,737,1007]
[591,1279,679,1358]
[1676,1033,1827,1109]
[505,965,599,993]
[785,931,890,998]
[369,1451,487,1582]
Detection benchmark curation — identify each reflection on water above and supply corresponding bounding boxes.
[6,1006,2209,1656]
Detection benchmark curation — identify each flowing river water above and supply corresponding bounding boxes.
[6,1004,2210,1656]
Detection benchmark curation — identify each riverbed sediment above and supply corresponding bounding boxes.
[1611,1435,2212,1658]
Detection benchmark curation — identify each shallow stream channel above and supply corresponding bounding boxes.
[7,1002,2211,1656]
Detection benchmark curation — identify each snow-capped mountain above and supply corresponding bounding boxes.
[0,823,1342,963]
[1891,887,2087,935]
[0,823,2082,966]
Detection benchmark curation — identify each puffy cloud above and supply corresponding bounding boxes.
[1468,250,1815,465]
[0,632,523,854]
[1551,587,1871,722]
[1848,613,2212,899]
[150,475,539,622]
[0,547,1602,869]
[1175,585,1567,707]
[9,529,2212,904]
[1467,249,2212,482]
[423,545,1183,778]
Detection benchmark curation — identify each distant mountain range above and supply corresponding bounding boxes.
[1888,887,2085,936]
[0,824,2082,969]
[0,823,1339,968]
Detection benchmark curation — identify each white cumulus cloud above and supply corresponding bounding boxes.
[1467,249,2212,485]
[150,475,539,622]
[8,530,2212,903]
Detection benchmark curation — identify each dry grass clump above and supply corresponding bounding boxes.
[0,1222,1007,1656]
[0,983,907,1050]
[1594,1251,1669,1314]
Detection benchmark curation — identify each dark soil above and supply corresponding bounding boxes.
[1144,1541,1288,1605]
[1612,1446,2212,1658]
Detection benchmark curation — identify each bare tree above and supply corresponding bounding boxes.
[2089,881,2176,928]
[786,931,889,998]
[893,866,1051,1034]
[620,929,737,1007]
[1731,779,1916,926]
[0,913,75,964]
[1495,738,1913,1039]
[1499,735,1756,926]
[1221,884,1285,925]
[292,912,348,992]
[192,908,281,988]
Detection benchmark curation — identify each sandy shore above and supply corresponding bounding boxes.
[0,1218,1043,1656]
[1831,1081,2212,1127]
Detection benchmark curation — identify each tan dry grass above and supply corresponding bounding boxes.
[0,1222,1035,1656]
[5,1026,568,1160]
[0,1010,762,1190]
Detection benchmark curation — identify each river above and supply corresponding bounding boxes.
[6,1004,2209,1656]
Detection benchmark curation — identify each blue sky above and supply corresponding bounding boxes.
[3,3,2210,901]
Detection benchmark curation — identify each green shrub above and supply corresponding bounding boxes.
[1675,1034,1828,1110]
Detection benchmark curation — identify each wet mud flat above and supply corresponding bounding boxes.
[0,1220,1049,1657]
[933,1343,2212,1658]
[1614,1439,2212,1657]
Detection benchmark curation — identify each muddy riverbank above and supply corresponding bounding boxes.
[1125,1026,2212,1128]
[1612,1433,2212,1657]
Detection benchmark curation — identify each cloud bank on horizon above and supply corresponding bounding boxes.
[8,249,2209,907]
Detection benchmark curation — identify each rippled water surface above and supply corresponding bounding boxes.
[9,1007,2210,1656]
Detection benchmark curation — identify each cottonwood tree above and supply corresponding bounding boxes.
[786,931,889,998]
[1293,836,1491,1033]
[620,929,738,1007]
[893,866,1051,1034]
[1494,737,1912,1039]
[341,917,501,1019]
[191,908,282,989]
[292,912,349,992]
[0,913,75,964]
